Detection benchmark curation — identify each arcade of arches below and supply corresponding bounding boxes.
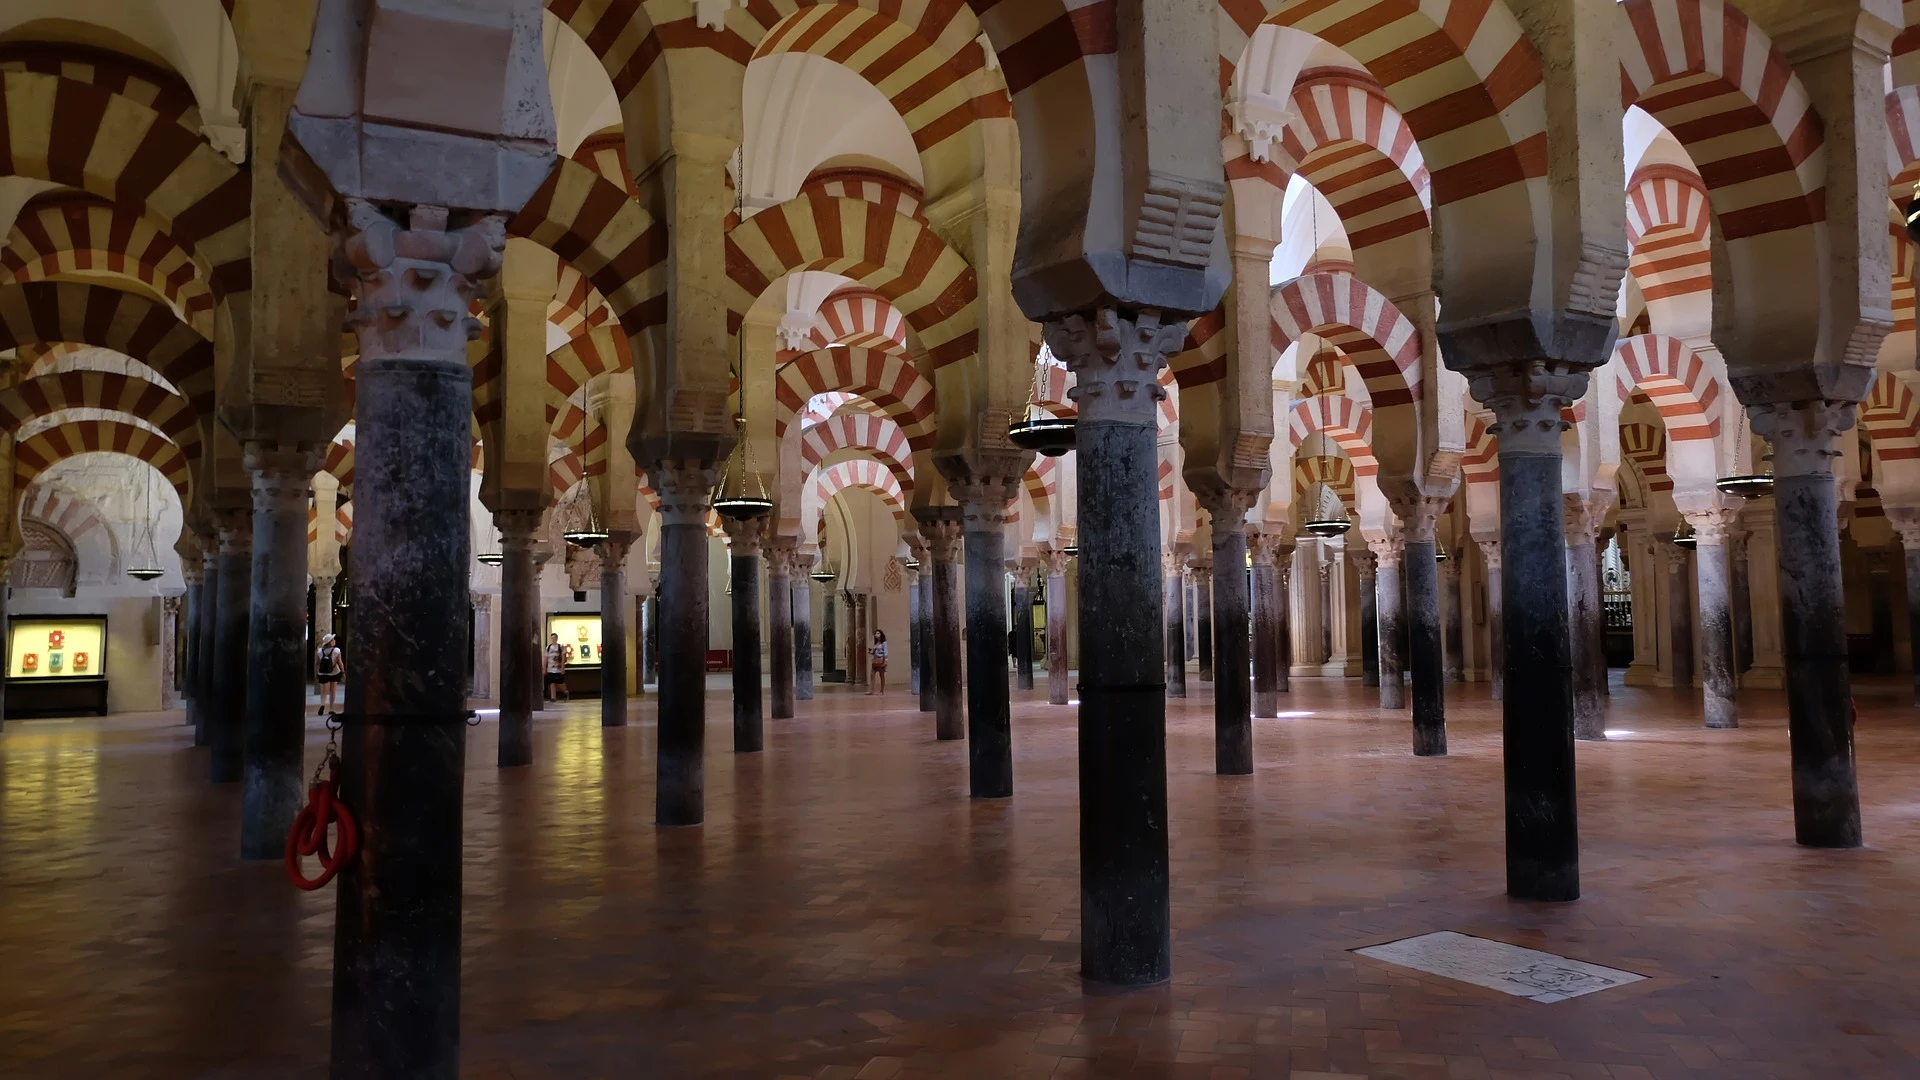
[4,1,1920,1077]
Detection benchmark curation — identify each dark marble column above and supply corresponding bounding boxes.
[916,552,936,711]
[1668,540,1694,691]
[1012,561,1035,691]
[1045,547,1070,704]
[1731,529,1754,673]
[210,509,252,784]
[1441,558,1464,683]
[1750,402,1861,847]
[1318,553,1334,663]
[1474,372,1585,903]
[644,582,660,687]
[952,475,1022,798]
[325,209,498,1077]
[820,578,838,682]
[1274,543,1293,693]
[1565,497,1605,741]
[922,517,965,740]
[1356,548,1379,688]
[1395,497,1447,757]
[1200,491,1255,774]
[495,510,541,767]
[1895,519,1920,706]
[791,552,815,702]
[1249,531,1280,718]
[600,533,632,728]
[1048,308,1175,987]
[1371,538,1405,709]
[767,537,795,720]
[1193,556,1214,682]
[649,463,718,826]
[196,548,219,746]
[906,540,924,697]
[1480,540,1504,700]
[1686,510,1737,729]
[239,444,321,858]
[723,518,765,753]
[182,559,204,738]
[847,591,865,687]
[1164,552,1187,698]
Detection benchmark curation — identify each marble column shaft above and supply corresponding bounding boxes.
[1356,550,1379,688]
[916,563,936,712]
[1731,531,1754,673]
[182,568,204,734]
[1045,551,1070,705]
[196,550,219,746]
[240,445,321,859]
[210,514,253,784]
[1394,498,1447,757]
[1194,560,1213,681]
[792,554,815,702]
[653,464,717,826]
[1442,560,1464,683]
[1566,501,1605,742]
[1203,494,1255,775]
[1751,402,1861,848]
[925,520,965,740]
[1371,539,1406,710]
[1012,568,1035,691]
[1901,535,1920,707]
[725,518,765,753]
[767,539,795,721]
[1687,512,1737,729]
[1164,554,1187,698]
[954,478,1021,799]
[1668,543,1694,690]
[1480,542,1504,701]
[601,534,632,729]
[907,548,924,698]
[495,511,541,768]
[1249,533,1280,718]
[1274,553,1292,692]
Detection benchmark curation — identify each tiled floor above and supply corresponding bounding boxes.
[4,673,1920,1078]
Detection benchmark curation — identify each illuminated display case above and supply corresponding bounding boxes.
[6,616,110,717]
[544,613,603,669]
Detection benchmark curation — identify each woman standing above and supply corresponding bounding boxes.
[315,633,345,716]
[868,630,889,696]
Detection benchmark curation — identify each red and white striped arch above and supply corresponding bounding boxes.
[1462,415,1499,487]
[1608,334,1721,443]
[321,438,355,493]
[0,45,203,130]
[1864,370,1920,463]
[1886,84,1920,198]
[1271,272,1420,410]
[20,480,115,560]
[509,156,666,337]
[0,370,201,463]
[1618,0,1823,242]
[1293,454,1357,511]
[14,418,192,505]
[774,345,936,451]
[801,411,915,498]
[2,194,217,331]
[307,504,354,548]
[1269,73,1430,253]
[549,399,612,483]
[726,195,978,369]
[549,262,612,340]
[1618,422,1672,492]
[781,287,913,358]
[0,282,216,419]
[1287,395,1378,477]
[1893,221,1916,335]
[799,169,926,223]
[1158,456,1177,503]
[1219,0,1547,209]
[1625,164,1712,303]
[812,457,907,524]
[1025,456,1058,517]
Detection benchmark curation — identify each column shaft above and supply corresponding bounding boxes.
[917,569,936,711]
[240,447,319,858]
[1164,557,1186,698]
[1442,563,1464,682]
[1358,558,1379,688]
[1046,559,1069,704]
[793,559,814,702]
[601,536,631,728]
[1482,543,1505,700]
[726,522,764,753]
[1404,541,1445,755]
[768,543,794,720]
[1692,526,1737,729]
[1373,543,1405,709]
[1205,502,1253,774]
[210,518,252,784]
[1274,557,1292,693]
[197,552,219,745]
[1251,555,1278,718]
[1194,565,1213,681]
[908,560,923,697]
[1568,537,1604,741]
[1013,577,1035,691]
[183,575,204,734]
[956,484,1016,798]
[926,522,964,739]
[1669,545,1694,689]
[495,516,539,767]
[654,466,715,826]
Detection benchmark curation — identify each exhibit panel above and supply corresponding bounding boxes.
[7,616,110,717]
[546,612,604,697]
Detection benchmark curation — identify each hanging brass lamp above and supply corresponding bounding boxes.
[712,415,774,521]
[125,471,165,580]
[1007,349,1076,456]
[1301,481,1351,538]
[1714,413,1773,499]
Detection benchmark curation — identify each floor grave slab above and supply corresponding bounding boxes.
[1354,929,1646,1002]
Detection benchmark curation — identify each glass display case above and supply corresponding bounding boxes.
[544,613,603,669]
[7,616,110,717]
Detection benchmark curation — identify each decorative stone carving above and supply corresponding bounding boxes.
[1747,401,1854,479]
[1464,361,1591,455]
[648,463,718,528]
[921,519,964,562]
[1050,308,1183,425]
[1133,171,1226,269]
[722,516,765,557]
[1391,495,1450,544]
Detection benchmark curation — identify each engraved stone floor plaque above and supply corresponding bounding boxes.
[1353,931,1645,1003]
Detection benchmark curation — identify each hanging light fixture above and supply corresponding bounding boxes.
[1672,520,1697,549]
[477,528,504,567]
[563,399,611,547]
[904,557,921,572]
[1063,544,1079,558]
[1906,178,1920,244]
[1007,346,1077,456]
[1434,542,1450,563]
[1714,412,1774,500]
[810,561,838,584]
[1302,481,1351,539]
[712,154,775,522]
[125,470,164,581]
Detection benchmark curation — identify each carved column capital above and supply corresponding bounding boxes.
[949,474,1022,531]
[1390,494,1450,543]
[1246,528,1279,567]
[215,508,252,554]
[496,508,543,549]
[1467,360,1591,455]
[647,461,719,528]
[336,202,501,361]
[920,517,964,562]
[1563,493,1603,544]
[791,549,817,575]
[721,516,766,556]
[1049,308,1183,425]
[1043,547,1071,577]
[1196,487,1259,528]
[471,592,492,613]
[1437,558,1461,583]
[1350,548,1377,577]
[245,441,324,515]
[1366,535,1404,568]
[1681,507,1739,543]
[1886,506,1920,550]
[764,535,797,576]
[1747,401,1856,479]
[1478,540,1502,571]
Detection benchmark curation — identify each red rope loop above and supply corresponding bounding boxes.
[285,756,359,890]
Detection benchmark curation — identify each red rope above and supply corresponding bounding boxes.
[285,760,358,890]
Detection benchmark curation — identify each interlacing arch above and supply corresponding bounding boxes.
[1287,395,1378,477]
[545,326,634,412]
[725,195,979,370]
[1293,454,1357,512]
[774,345,936,451]
[1219,0,1547,213]
[542,0,680,168]
[1264,72,1431,253]
[307,504,354,547]
[1618,0,1823,242]
[1608,334,1721,443]
[0,43,203,130]
[0,283,215,417]
[1270,272,1420,411]
[1893,221,1916,335]
[549,399,612,480]
[550,263,613,340]
[804,287,911,353]
[321,438,355,493]
[509,157,667,336]
[1024,456,1058,523]
[800,169,927,222]
[801,411,915,499]
[0,370,202,463]
[14,419,192,504]
[812,457,907,525]
[1863,370,1920,463]
[0,70,250,295]
[2,194,217,332]
[1619,422,1672,492]
[20,480,118,569]
[1625,165,1712,303]
[1462,415,1499,488]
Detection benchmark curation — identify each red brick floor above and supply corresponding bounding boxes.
[4,673,1920,1078]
